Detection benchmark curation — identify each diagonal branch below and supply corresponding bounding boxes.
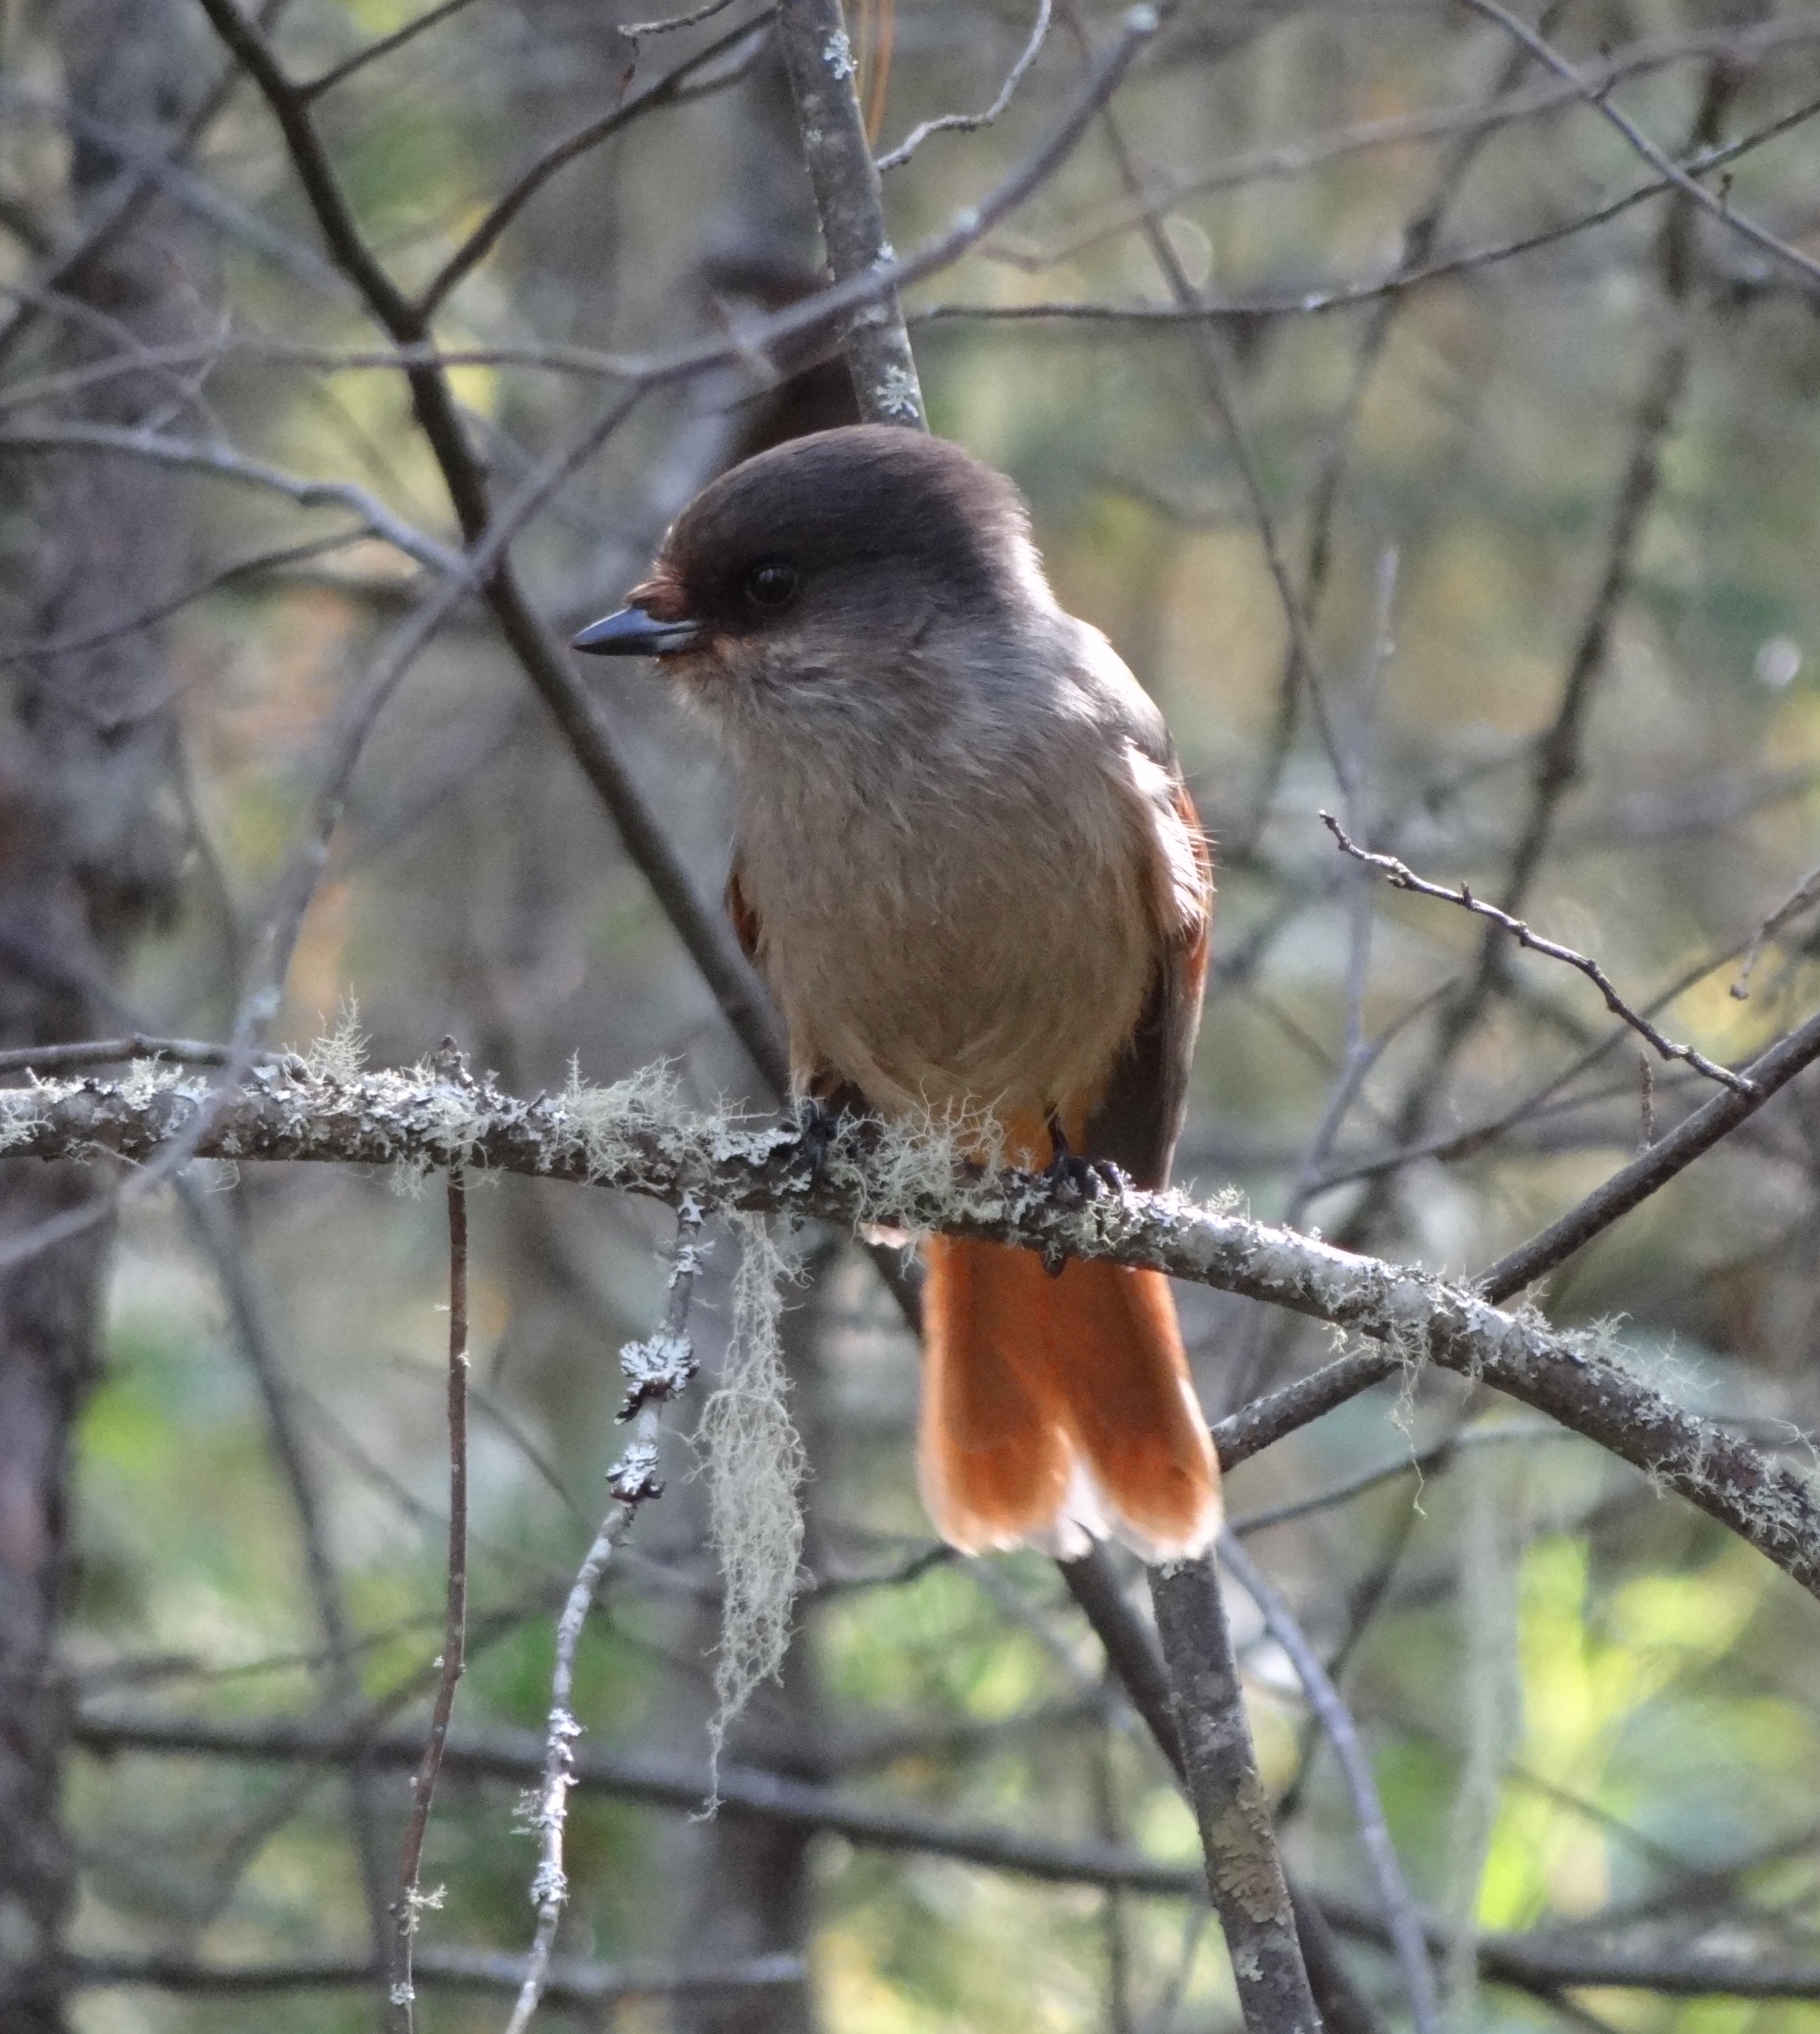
[1455,0,1820,297]
[1321,813,1754,1096]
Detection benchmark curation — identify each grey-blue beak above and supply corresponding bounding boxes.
[570,605,701,656]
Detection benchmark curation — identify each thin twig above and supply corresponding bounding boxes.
[0,528,384,669]
[1321,813,1755,1096]
[910,83,1820,335]
[299,0,487,102]
[1455,0,1820,298]
[179,1176,392,1958]
[0,423,460,574]
[986,14,1820,268]
[1732,860,1820,999]
[415,11,773,317]
[1094,90,1344,786]
[1229,1420,1572,1536]
[504,1204,705,2034]
[1220,1533,1441,2034]
[875,0,1052,171]
[622,0,745,45]
[0,1034,278,1078]
[1479,1001,1820,1301]
[390,1134,472,2029]
[65,1946,805,2007]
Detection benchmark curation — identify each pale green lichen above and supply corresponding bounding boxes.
[0,1086,50,1154]
[299,998,368,1085]
[558,1058,688,1181]
[696,1213,808,1802]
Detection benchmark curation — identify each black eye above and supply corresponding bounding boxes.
[743,563,800,612]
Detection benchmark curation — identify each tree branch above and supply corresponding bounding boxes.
[11,1058,1819,1595]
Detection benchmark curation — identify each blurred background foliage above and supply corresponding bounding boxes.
[5,0,1820,2026]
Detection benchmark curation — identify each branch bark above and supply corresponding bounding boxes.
[8,1061,1820,1600]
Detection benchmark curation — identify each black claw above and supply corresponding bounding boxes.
[792,1084,872,1185]
[1042,1113,1100,1206]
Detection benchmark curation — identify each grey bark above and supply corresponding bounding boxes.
[0,3,193,2025]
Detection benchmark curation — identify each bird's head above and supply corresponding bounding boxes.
[571,426,1055,728]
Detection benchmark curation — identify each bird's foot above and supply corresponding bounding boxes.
[790,1086,872,1186]
[1041,1115,1125,1207]
[1039,1118,1126,1278]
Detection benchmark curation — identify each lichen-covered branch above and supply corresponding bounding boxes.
[773,0,925,425]
[7,1056,1820,1600]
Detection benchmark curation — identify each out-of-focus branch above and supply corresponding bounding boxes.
[415,10,775,317]
[912,83,1820,332]
[1455,0,1820,297]
[0,424,460,573]
[989,14,1820,267]
[75,1704,1200,1895]
[389,1147,472,2032]
[875,0,1052,172]
[1479,1000,1820,1302]
[1220,1533,1440,2034]
[65,1946,806,2011]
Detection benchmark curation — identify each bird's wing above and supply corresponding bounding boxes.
[725,857,762,963]
[1083,777,1212,1190]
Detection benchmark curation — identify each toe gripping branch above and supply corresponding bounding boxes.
[1040,1114,1126,1277]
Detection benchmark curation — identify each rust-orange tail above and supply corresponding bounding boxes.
[918,1236,1221,1561]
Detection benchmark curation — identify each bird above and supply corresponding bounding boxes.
[573,424,1218,1561]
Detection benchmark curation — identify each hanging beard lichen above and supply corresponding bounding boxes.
[695,1213,808,1804]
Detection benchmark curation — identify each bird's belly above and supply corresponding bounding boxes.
[751,820,1155,1128]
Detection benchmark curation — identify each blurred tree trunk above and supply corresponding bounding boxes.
[0,3,192,2024]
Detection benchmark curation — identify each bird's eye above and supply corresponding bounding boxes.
[743,563,800,612]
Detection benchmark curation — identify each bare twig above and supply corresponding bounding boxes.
[0,1035,278,1079]
[66,1946,805,2008]
[1095,94,1343,789]
[504,1204,705,2034]
[985,15,1820,268]
[912,83,1820,334]
[0,528,384,669]
[1455,0,1820,298]
[389,1134,472,2031]
[1732,860,1820,999]
[875,0,1052,172]
[1479,1000,1820,1302]
[1229,1419,1571,1536]
[1320,813,1755,1096]
[299,0,487,102]
[0,423,459,574]
[415,11,774,317]
[1219,1533,1441,2034]
[177,1176,391,1959]
[622,0,745,46]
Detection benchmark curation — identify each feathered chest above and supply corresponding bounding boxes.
[727,705,1169,1117]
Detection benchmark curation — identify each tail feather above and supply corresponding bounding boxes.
[919,1236,1221,1561]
